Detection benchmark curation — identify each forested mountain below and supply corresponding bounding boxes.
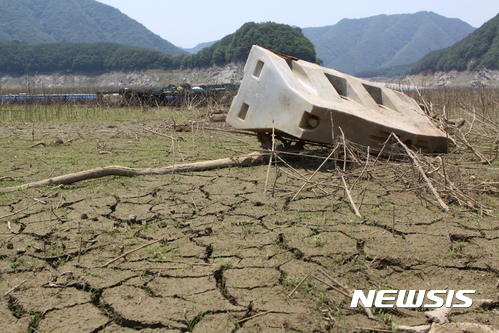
[0,22,316,75]
[302,11,475,75]
[183,22,317,67]
[0,0,187,56]
[0,41,180,74]
[0,0,488,78]
[410,13,499,73]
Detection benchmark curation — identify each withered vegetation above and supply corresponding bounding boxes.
[0,86,498,332]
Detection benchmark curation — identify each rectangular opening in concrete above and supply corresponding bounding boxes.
[325,73,348,98]
[253,60,264,78]
[290,62,313,89]
[363,84,398,111]
[362,84,383,105]
[238,102,250,120]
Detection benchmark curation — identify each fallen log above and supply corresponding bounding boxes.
[0,151,267,193]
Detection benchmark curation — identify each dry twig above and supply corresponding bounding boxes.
[341,176,362,217]
[236,310,275,324]
[291,143,340,201]
[288,273,310,297]
[313,269,375,319]
[392,134,449,212]
[456,129,491,165]
[3,280,27,297]
[0,199,46,220]
[264,123,276,195]
[101,238,165,268]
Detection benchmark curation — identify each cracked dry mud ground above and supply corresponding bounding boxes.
[0,109,498,332]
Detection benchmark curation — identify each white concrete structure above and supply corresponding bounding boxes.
[227,45,448,153]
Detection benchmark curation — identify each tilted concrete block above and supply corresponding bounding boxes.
[227,45,448,153]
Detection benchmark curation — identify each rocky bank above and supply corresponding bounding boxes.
[1,64,499,93]
[0,63,245,92]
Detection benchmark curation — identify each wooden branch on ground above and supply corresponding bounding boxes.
[0,152,267,193]
[341,175,362,218]
[236,309,275,324]
[311,275,351,298]
[0,176,16,182]
[29,142,47,148]
[357,325,431,333]
[101,238,165,268]
[143,128,177,140]
[3,280,27,297]
[291,143,340,201]
[355,328,393,333]
[316,269,375,319]
[288,273,310,297]
[204,127,259,137]
[456,129,491,165]
[0,199,45,220]
[392,134,449,212]
[264,123,276,195]
[311,275,375,320]
[436,171,489,213]
[274,153,330,194]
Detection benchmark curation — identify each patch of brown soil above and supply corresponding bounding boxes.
[0,112,498,332]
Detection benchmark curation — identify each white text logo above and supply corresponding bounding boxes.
[350,290,475,308]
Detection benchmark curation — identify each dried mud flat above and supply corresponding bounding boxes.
[0,107,498,332]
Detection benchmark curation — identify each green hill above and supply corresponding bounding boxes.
[181,22,317,68]
[302,11,475,75]
[0,0,187,56]
[410,13,499,73]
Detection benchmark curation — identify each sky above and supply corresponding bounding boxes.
[97,0,499,49]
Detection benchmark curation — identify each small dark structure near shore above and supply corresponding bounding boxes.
[97,83,239,106]
[0,83,239,106]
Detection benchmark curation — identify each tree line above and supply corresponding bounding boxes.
[0,41,182,74]
[0,22,317,76]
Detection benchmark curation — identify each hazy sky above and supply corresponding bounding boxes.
[97,0,499,48]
